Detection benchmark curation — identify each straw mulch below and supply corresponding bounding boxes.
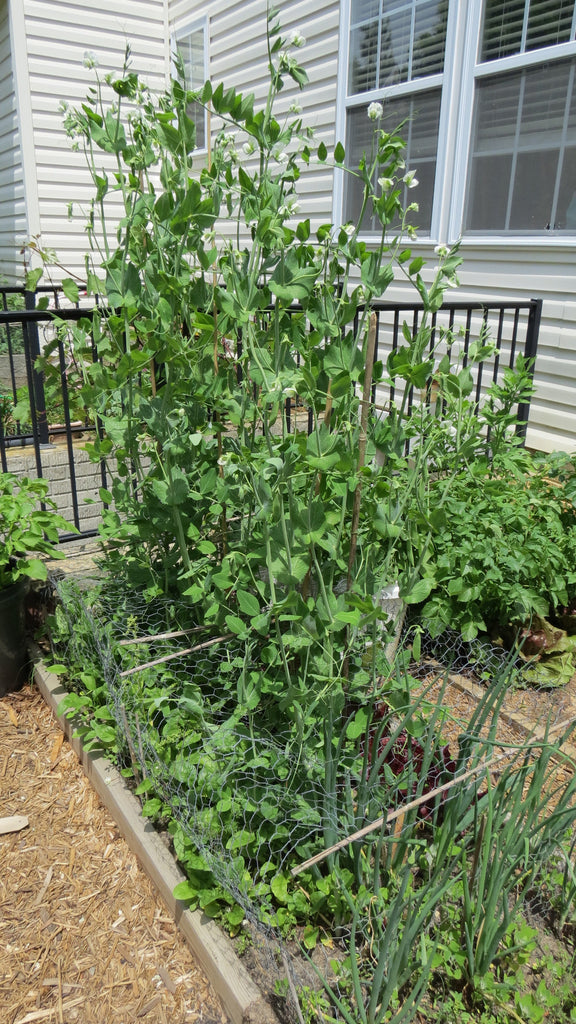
[0,683,230,1024]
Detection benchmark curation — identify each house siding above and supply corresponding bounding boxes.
[168,0,339,230]
[20,0,168,282]
[0,0,26,282]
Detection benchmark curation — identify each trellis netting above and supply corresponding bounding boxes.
[50,572,576,1024]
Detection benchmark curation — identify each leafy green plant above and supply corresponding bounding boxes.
[40,13,576,1024]
[0,472,74,587]
[412,446,576,647]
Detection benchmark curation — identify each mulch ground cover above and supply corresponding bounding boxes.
[0,683,230,1024]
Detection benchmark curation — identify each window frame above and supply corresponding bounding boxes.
[337,0,576,247]
[172,15,209,155]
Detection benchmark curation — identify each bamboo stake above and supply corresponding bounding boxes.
[119,634,233,677]
[347,311,378,588]
[291,750,509,876]
[118,626,207,646]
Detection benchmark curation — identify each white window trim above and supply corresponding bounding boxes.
[337,0,576,248]
[171,15,209,155]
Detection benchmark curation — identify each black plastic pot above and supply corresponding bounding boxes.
[0,577,30,697]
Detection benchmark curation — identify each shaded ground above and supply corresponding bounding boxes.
[0,683,230,1024]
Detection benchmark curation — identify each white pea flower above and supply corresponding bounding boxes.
[275,150,289,163]
[201,229,216,246]
[343,223,355,237]
[404,170,419,189]
[290,29,306,48]
[243,141,255,155]
[367,101,383,121]
[83,51,98,69]
[283,386,297,398]
[289,101,302,114]
[407,225,418,240]
[434,244,450,258]
[407,202,419,213]
[378,176,393,191]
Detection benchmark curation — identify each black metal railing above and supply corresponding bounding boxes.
[0,290,542,541]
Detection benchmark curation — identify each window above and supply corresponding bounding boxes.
[174,20,207,151]
[465,2,576,233]
[344,0,448,233]
[341,0,576,239]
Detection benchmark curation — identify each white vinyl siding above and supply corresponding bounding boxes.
[0,0,27,281]
[169,0,339,231]
[21,0,168,282]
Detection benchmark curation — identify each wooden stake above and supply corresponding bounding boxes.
[119,634,234,677]
[118,626,207,646]
[290,751,509,876]
[347,311,378,588]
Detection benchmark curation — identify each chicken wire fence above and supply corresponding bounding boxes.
[49,571,576,1022]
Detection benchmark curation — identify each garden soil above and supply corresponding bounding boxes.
[0,683,230,1024]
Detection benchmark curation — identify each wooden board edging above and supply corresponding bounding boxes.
[33,654,279,1024]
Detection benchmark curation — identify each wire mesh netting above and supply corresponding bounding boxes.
[50,570,576,1023]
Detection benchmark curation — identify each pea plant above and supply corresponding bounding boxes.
[53,16,505,717]
[42,12,576,1024]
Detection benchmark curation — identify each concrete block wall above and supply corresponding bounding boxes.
[4,439,107,536]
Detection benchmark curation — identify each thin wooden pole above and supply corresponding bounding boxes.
[291,751,508,876]
[119,634,233,677]
[118,626,207,646]
[347,311,378,588]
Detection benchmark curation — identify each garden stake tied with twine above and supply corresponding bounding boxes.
[290,749,509,876]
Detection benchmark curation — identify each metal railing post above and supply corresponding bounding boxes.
[516,298,543,441]
[24,290,50,447]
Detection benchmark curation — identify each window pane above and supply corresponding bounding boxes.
[178,29,206,149]
[349,0,447,94]
[482,0,526,61]
[509,149,557,228]
[527,0,575,51]
[344,89,441,233]
[349,22,379,92]
[465,57,576,232]
[466,154,514,229]
[412,0,448,77]
[481,0,576,62]
[379,7,412,86]
[351,0,380,24]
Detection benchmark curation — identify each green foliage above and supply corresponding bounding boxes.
[0,472,74,587]
[411,446,576,673]
[43,15,576,1024]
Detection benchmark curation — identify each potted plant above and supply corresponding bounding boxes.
[0,472,73,696]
